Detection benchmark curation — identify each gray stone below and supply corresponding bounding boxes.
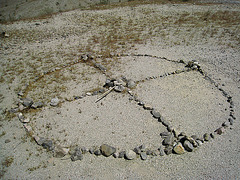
[191,135,198,140]
[81,55,88,61]
[18,91,24,97]
[196,140,203,146]
[34,136,46,145]
[164,146,173,155]
[127,80,136,88]
[222,121,230,127]
[105,79,114,87]
[147,150,157,156]
[99,89,105,93]
[71,148,83,161]
[167,125,174,132]
[173,142,185,154]
[183,140,194,152]
[215,127,225,135]
[22,98,33,107]
[94,149,102,156]
[125,150,136,160]
[185,136,198,147]
[81,147,88,154]
[228,118,234,125]
[23,124,32,133]
[50,98,59,107]
[143,104,153,110]
[31,101,43,109]
[100,144,116,157]
[158,146,165,156]
[113,152,119,158]
[162,120,170,127]
[203,133,210,141]
[139,144,146,151]
[230,112,236,119]
[160,131,171,138]
[89,148,94,154]
[42,140,54,151]
[210,133,215,139]
[114,85,125,92]
[118,151,125,158]
[92,91,98,95]
[133,147,141,154]
[146,149,152,155]
[5,139,11,143]
[179,132,187,137]
[163,135,174,146]
[140,152,147,160]
[95,63,107,71]
[151,110,161,119]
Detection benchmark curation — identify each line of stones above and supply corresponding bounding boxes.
[127,64,236,156]
[15,53,181,100]
[13,53,236,161]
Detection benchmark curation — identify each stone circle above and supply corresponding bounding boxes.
[13,53,236,161]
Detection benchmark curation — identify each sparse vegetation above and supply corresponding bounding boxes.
[2,156,14,167]
[0,131,6,138]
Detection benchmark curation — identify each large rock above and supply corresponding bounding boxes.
[100,144,116,157]
[125,150,136,160]
[183,140,194,152]
[173,142,185,154]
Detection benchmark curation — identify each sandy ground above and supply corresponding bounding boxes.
[0,0,240,179]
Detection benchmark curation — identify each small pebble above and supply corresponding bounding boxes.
[118,151,126,158]
[203,133,210,141]
[158,146,165,156]
[140,152,147,160]
[5,139,11,143]
[143,104,153,110]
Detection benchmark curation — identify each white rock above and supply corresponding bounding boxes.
[125,150,136,160]
[22,117,30,123]
[18,113,24,121]
[50,98,59,106]
[86,92,92,96]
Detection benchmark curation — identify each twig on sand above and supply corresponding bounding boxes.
[95,87,114,103]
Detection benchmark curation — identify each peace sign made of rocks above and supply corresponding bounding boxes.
[14,53,235,161]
